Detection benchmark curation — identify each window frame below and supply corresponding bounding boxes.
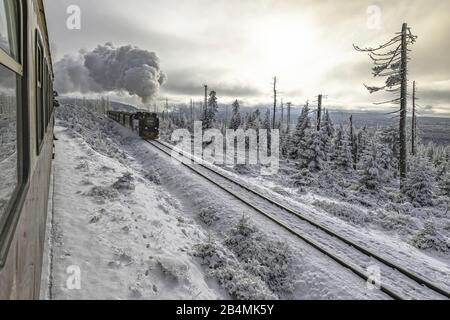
[0,0,29,268]
[35,30,44,154]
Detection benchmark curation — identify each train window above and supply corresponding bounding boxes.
[36,36,44,152]
[0,0,19,61]
[43,63,47,129]
[0,59,18,222]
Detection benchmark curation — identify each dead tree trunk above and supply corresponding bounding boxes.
[399,23,408,186]
[287,102,292,134]
[204,85,208,120]
[317,94,323,131]
[350,115,357,170]
[272,76,277,130]
[354,22,417,190]
[411,80,417,156]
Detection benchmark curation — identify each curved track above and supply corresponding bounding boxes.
[146,139,449,300]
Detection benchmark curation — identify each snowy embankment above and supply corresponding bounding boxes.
[42,104,393,300]
[43,109,223,300]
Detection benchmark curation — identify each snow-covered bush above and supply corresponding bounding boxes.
[199,205,220,226]
[194,238,276,300]
[312,200,373,226]
[295,129,326,172]
[402,157,435,207]
[411,222,449,253]
[145,169,161,185]
[233,164,252,175]
[113,172,136,191]
[439,171,450,197]
[358,140,383,191]
[85,186,119,203]
[290,168,315,188]
[224,217,295,295]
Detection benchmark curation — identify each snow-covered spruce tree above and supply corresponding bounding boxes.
[296,128,326,172]
[355,23,418,189]
[358,138,384,191]
[379,126,400,179]
[262,109,272,149]
[251,109,262,130]
[330,126,353,172]
[321,109,334,138]
[245,112,253,130]
[402,156,435,206]
[439,170,450,197]
[356,127,370,164]
[202,91,219,130]
[229,100,242,130]
[287,104,310,160]
[319,112,333,159]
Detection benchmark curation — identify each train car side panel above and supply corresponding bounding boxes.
[0,0,54,299]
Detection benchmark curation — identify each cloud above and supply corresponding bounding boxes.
[162,68,262,98]
[54,43,166,103]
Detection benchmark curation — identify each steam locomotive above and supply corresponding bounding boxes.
[108,111,160,140]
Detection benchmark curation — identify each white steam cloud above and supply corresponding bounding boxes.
[54,43,167,103]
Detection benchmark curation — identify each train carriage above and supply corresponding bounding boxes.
[107,110,160,141]
[0,0,55,299]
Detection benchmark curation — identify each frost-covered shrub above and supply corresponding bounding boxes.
[199,206,220,226]
[215,266,277,300]
[411,222,449,253]
[358,142,383,191]
[194,238,275,300]
[402,157,435,207]
[290,168,315,188]
[373,210,416,234]
[439,171,450,197]
[145,169,161,185]
[312,200,373,226]
[113,173,135,191]
[75,160,90,172]
[194,239,226,269]
[233,164,252,175]
[85,186,119,202]
[156,257,189,282]
[224,217,295,295]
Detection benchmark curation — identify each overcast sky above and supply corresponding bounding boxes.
[43,0,450,115]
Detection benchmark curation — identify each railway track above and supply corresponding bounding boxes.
[147,139,450,300]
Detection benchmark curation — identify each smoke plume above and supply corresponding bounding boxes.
[54,43,166,103]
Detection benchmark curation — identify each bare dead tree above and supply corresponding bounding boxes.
[272,76,278,130]
[411,80,417,156]
[287,102,292,134]
[350,115,357,170]
[317,94,323,131]
[204,85,208,121]
[354,23,417,188]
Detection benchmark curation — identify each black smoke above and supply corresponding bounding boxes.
[54,43,167,103]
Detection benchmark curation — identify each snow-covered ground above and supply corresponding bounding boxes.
[41,104,448,300]
[39,104,389,300]
[43,122,223,300]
